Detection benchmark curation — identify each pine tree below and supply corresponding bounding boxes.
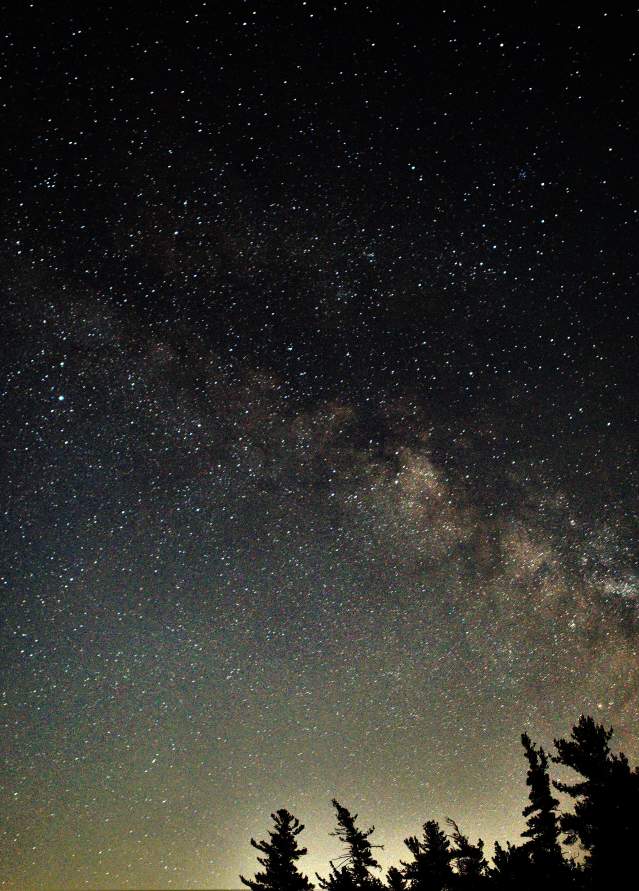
[317,799,383,890]
[553,715,639,883]
[520,733,564,880]
[401,820,454,891]
[386,866,406,891]
[240,808,314,891]
[490,840,532,889]
[318,864,358,891]
[447,819,487,888]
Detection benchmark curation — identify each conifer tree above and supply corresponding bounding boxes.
[401,820,454,891]
[552,715,639,883]
[447,819,487,887]
[386,866,406,891]
[317,799,383,890]
[490,840,532,889]
[318,864,358,891]
[240,808,314,891]
[520,733,564,880]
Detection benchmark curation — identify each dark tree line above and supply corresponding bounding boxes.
[240,716,639,891]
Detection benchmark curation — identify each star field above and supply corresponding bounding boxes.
[1,4,638,888]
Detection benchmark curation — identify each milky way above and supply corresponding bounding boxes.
[1,4,638,888]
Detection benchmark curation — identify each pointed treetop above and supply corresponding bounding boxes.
[318,800,382,890]
[240,808,314,891]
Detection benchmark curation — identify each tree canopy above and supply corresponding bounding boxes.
[241,716,638,890]
[240,808,315,891]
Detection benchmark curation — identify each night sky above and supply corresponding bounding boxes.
[1,3,638,888]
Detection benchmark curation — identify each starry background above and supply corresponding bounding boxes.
[1,2,638,888]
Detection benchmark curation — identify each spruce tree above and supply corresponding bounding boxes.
[520,733,564,880]
[386,866,406,891]
[447,819,487,887]
[490,840,532,889]
[240,808,314,891]
[553,715,639,884]
[317,799,383,890]
[401,820,454,891]
[318,864,358,891]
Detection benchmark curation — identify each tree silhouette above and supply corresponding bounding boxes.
[401,820,454,891]
[386,865,406,891]
[553,714,639,884]
[318,799,383,890]
[447,819,488,888]
[239,715,639,891]
[317,865,358,891]
[240,808,314,891]
[490,840,533,889]
[520,733,564,881]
